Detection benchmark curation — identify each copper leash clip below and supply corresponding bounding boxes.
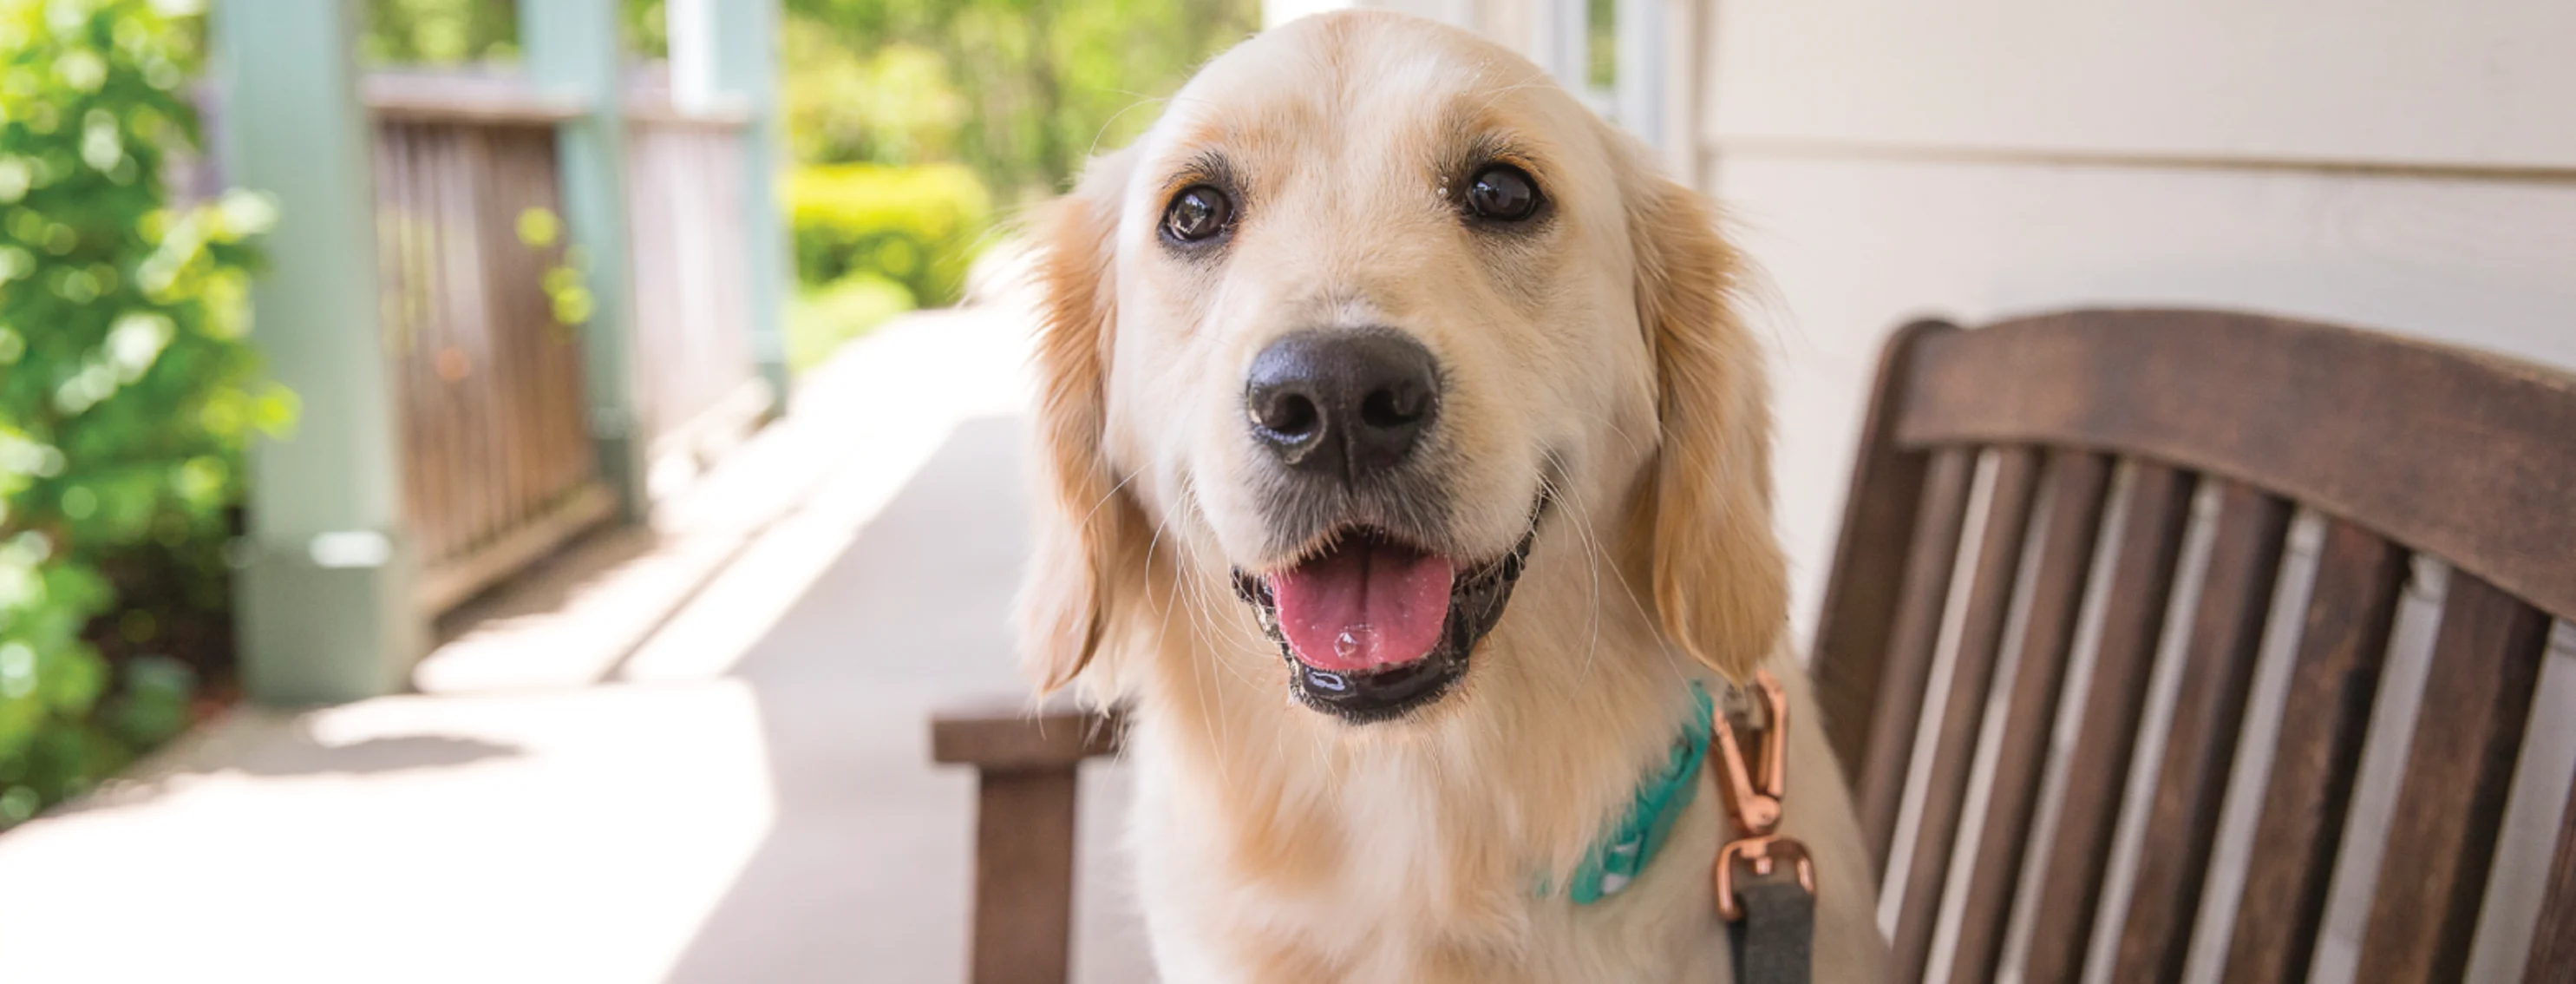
[1711,669,1816,922]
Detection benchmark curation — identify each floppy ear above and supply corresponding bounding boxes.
[1623,158,1789,684]
[1016,149,1151,693]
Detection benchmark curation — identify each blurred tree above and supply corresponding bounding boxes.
[0,0,286,826]
[360,0,520,65]
[785,0,1258,200]
[356,0,1257,198]
[623,0,669,58]
[782,30,966,167]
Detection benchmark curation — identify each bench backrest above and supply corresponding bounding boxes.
[1810,310,2576,983]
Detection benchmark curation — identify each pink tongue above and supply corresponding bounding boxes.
[1269,539,1455,672]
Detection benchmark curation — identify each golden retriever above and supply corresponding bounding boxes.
[1016,11,1886,981]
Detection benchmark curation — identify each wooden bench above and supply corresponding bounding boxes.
[933,308,2576,983]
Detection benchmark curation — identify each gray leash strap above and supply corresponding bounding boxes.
[1727,871,1814,983]
[1709,671,1812,983]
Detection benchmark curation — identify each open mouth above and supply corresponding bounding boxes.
[1232,502,1545,723]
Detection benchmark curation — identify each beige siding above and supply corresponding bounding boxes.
[1698,0,2576,637]
[1716,152,2576,634]
[1707,0,2576,170]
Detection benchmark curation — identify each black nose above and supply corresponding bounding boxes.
[1245,329,1441,483]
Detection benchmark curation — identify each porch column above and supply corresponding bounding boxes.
[522,0,651,522]
[215,0,423,703]
[669,0,794,406]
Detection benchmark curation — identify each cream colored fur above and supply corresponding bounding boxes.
[1016,11,1889,981]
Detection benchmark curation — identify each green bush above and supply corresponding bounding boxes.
[783,0,1261,200]
[787,272,914,372]
[785,161,990,306]
[0,0,287,827]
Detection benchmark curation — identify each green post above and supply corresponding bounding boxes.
[215,0,422,704]
[670,0,794,405]
[522,0,651,522]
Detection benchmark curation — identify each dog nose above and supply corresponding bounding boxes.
[1245,329,1441,483]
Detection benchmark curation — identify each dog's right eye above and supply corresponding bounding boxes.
[1162,185,1232,244]
[1464,164,1540,222]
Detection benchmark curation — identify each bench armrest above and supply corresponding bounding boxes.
[930,699,1122,771]
[928,699,1121,984]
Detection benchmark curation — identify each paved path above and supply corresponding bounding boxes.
[0,310,1152,983]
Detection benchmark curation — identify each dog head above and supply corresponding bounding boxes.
[1017,11,1783,724]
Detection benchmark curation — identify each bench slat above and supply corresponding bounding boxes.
[2355,574,2551,983]
[2223,521,2409,981]
[2021,463,2198,983]
[2527,759,2576,982]
[1945,450,2114,983]
[1814,319,1961,784]
[2111,482,2292,982]
[1858,446,1979,873]
[1891,448,2043,982]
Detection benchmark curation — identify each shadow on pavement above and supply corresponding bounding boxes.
[59,725,526,817]
[662,415,1151,984]
[219,733,526,777]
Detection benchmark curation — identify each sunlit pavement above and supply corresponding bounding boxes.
[0,305,1154,983]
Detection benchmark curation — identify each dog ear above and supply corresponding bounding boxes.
[1622,156,1789,684]
[1017,149,1150,693]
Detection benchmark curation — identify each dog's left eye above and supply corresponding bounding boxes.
[1465,165,1540,222]
[1162,185,1232,243]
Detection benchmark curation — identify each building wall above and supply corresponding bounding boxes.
[1697,0,2576,640]
[1694,3,2576,981]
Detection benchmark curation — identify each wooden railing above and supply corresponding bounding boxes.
[361,71,765,613]
[625,101,769,480]
[368,75,614,614]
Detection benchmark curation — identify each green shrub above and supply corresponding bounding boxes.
[787,272,913,372]
[785,161,990,306]
[0,0,286,827]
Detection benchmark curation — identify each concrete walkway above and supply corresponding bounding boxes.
[0,310,1151,982]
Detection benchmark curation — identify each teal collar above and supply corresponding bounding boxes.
[1561,682,1714,904]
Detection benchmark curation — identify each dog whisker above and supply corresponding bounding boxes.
[1078,469,1142,535]
[1536,466,1609,699]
